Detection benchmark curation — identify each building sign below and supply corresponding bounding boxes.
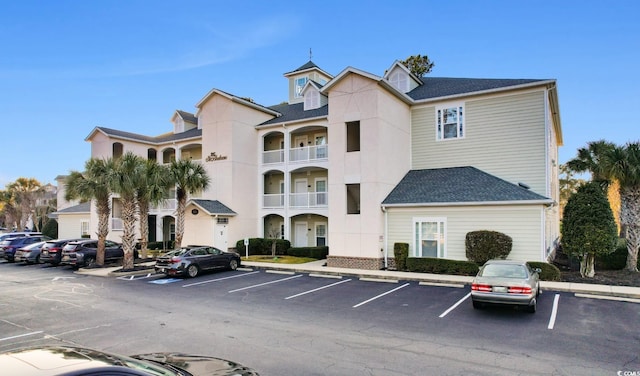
[206,152,228,162]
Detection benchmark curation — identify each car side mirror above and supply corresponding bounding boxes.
[534,268,542,274]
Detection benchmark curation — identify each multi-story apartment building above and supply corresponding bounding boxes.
[57,59,562,270]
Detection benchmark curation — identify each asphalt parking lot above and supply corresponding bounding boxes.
[2,261,640,375]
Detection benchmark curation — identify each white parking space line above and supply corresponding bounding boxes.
[0,331,43,342]
[183,271,260,287]
[439,293,471,318]
[352,283,410,308]
[574,293,640,304]
[285,279,352,300]
[228,274,303,293]
[548,294,560,330]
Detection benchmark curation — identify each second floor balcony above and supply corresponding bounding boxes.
[262,144,328,165]
[262,192,328,209]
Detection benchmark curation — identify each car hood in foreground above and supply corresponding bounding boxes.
[133,353,259,376]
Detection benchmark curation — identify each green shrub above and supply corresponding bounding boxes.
[406,257,479,276]
[41,219,58,239]
[528,261,561,281]
[465,230,512,265]
[393,243,409,271]
[235,238,291,256]
[287,246,328,259]
[596,238,630,270]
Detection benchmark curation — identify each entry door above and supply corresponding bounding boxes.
[294,222,307,247]
[294,179,308,207]
[215,223,228,251]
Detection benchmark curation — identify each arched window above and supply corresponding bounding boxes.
[112,142,123,159]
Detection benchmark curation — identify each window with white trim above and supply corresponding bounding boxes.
[295,77,308,98]
[413,218,446,258]
[315,224,327,246]
[80,220,90,236]
[436,104,464,140]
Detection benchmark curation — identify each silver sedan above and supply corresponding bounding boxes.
[470,259,541,313]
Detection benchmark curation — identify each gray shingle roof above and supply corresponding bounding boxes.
[54,202,91,214]
[284,61,320,75]
[259,103,328,126]
[95,126,202,144]
[191,199,236,215]
[176,110,197,124]
[382,167,550,206]
[407,77,547,101]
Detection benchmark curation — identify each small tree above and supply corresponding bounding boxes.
[266,226,281,258]
[401,54,435,76]
[561,182,618,278]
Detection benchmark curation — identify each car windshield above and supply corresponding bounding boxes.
[481,264,528,279]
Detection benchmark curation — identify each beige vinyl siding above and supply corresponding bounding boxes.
[411,90,547,195]
[386,205,544,262]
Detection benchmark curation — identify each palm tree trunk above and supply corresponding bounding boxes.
[138,200,149,259]
[620,187,640,272]
[121,199,137,270]
[96,200,110,266]
[175,195,186,248]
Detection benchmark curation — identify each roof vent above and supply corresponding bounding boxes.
[518,182,530,190]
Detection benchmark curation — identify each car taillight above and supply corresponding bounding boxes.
[170,256,181,264]
[49,247,61,253]
[471,283,492,292]
[508,286,532,294]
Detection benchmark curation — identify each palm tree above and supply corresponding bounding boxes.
[169,159,210,248]
[565,140,616,188]
[7,178,42,230]
[602,142,640,272]
[110,152,144,270]
[65,158,116,266]
[136,159,171,259]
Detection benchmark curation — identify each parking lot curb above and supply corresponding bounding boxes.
[73,260,640,300]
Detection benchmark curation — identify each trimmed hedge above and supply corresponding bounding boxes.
[528,261,561,281]
[287,246,328,259]
[465,230,512,265]
[41,219,58,239]
[596,238,637,270]
[406,257,479,276]
[235,238,291,256]
[393,243,409,271]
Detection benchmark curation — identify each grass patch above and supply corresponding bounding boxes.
[243,255,318,264]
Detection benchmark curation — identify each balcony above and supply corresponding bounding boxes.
[263,194,285,208]
[151,199,177,211]
[262,149,285,164]
[290,145,328,163]
[289,192,328,208]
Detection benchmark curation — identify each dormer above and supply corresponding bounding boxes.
[302,80,328,111]
[384,61,422,94]
[284,61,333,104]
[171,110,199,134]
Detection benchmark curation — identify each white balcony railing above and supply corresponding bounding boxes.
[262,149,285,164]
[151,199,177,211]
[290,145,328,163]
[111,218,123,231]
[289,192,328,208]
[263,194,285,208]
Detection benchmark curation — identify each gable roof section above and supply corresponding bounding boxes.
[189,199,237,216]
[407,77,553,101]
[258,102,328,127]
[382,167,551,207]
[85,126,202,145]
[52,202,91,214]
[175,110,197,124]
[195,88,280,116]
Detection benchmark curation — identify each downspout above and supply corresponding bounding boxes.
[382,205,388,269]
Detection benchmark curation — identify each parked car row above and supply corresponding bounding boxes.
[0,234,135,270]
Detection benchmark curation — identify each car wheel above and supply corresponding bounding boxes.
[186,264,199,278]
[229,259,238,271]
[35,255,41,264]
[536,285,541,297]
[84,257,96,268]
[472,300,483,310]
[527,299,537,313]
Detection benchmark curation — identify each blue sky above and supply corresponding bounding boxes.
[1,0,638,188]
